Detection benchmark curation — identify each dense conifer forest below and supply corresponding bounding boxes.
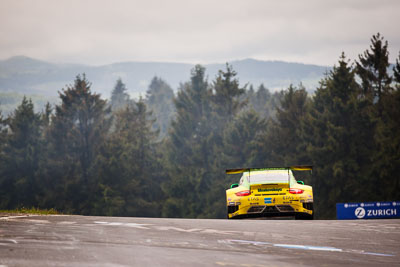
[1,33,399,219]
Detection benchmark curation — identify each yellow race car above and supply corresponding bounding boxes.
[226,167,313,219]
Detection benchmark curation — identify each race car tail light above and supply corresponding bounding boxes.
[289,188,304,194]
[235,190,251,196]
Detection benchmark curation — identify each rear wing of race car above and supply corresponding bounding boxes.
[226,166,312,186]
[226,166,313,174]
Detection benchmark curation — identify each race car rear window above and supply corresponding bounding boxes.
[247,171,290,184]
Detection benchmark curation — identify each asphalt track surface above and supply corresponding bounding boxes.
[0,215,399,267]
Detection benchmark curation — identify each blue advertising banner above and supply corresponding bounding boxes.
[336,201,400,220]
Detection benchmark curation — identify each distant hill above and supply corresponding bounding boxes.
[0,56,329,99]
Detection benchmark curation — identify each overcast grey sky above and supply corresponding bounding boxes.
[0,0,399,66]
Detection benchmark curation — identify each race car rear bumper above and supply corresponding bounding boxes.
[247,205,295,213]
[228,203,313,219]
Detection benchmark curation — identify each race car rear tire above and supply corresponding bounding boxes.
[295,213,314,220]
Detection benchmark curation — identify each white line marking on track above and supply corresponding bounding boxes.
[156,226,202,233]
[27,219,50,224]
[221,239,395,257]
[274,244,342,252]
[216,262,269,267]
[0,239,18,245]
[93,221,152,229]
[361,251,395,257]
[108,222,123,226]
[223,239,271,246]
[57,221,77,225]
[125,223,152,229]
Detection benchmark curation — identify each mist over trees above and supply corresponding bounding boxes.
[0,33,399,219]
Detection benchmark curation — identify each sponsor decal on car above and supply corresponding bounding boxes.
[248,197,259,201]
[258,188,282,192]
[264,198,272,204]
[283,196,295,200]
[228,202,236,205]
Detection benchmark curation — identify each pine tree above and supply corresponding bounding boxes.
[222,110,267,168]
[394,52,400,84]
[253,84,309,168]
[0,97,43,208]
[145,76,175,138]
[164,64,249,218]
[93,99,163,216]
[373,88,400,201]
[355,34,400,202]
[46,74,111,213]
[110,78,130,111]
[302,54,374,218]
[372,51,400,201]
[168,65,212,167]
[163,65,212,218]
[246,84,274,119]
[356,33,392,110]
[212,64,246,122]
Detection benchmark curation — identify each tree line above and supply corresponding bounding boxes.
[0,33,399,219]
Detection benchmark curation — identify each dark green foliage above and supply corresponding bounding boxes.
[222,110,267,169]
[355,35,400,204]
[394,52,400,84]
[93,100,163,216]
[0,34,399,220]
[163,64,248,218]
[302,54,374,218]
[252,84,309,169]
[0,97,44,208]
[356,33,392,107]
[44,74,111,213]
[51,75,110,178]
[212,64,246,120]
[163,65,212,218]
[371,50,400,201]
[372,90,400,201]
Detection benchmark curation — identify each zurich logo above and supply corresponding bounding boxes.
[355,207,366,219]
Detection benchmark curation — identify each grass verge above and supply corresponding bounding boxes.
[0,207,59,215]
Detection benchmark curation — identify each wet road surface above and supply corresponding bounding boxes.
[0,215,399,266]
